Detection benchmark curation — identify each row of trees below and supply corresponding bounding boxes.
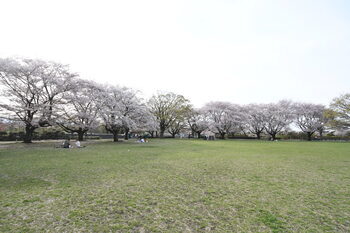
[191,101,327,141]
[0,58,157,142]
[0,57,349,143]
[149,90,349,142]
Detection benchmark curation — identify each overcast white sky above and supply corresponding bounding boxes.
[0,0,349,107]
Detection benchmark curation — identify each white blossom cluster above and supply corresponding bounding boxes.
[0,57,337,142]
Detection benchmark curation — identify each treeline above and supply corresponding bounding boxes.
[0,57,349,143]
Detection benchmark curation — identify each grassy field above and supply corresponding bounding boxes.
[0,139,349,232]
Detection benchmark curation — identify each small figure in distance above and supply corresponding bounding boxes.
[63,139,71,148]
[137,135,144,143]
[136,135,149,143]
[75,140,85,148]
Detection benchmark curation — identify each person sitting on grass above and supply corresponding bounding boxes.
[63,139,71,148]
[75,140,85,148]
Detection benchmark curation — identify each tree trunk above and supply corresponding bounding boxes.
[23,125,35,143]
[271,133,276,141]
[150,131,154,138]
[318,129,323,138]
[307,132,313,141]
[113,132,119,142]
[124,129,129,140]
[171,133,176,138]
[256,132,261,140]
[78,131,84,141]
[197,132,201,139]
[220,132,226,139]
[160,129,165,138]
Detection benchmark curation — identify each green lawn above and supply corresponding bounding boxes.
[0,139,349,232]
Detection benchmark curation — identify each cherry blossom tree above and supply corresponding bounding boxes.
[143,114,159,138]
[55,79,102,141]
[186,108,208,138]
[116,87,150,140]
[98,84,153,141]
[262,100,294,140]
[203,102,242,139]
[244,104,265,139]
[0,57,76,143]
[37,62,76,127]
[99,85,124,142]
[167,117,187,138]
[293,102,326,141]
